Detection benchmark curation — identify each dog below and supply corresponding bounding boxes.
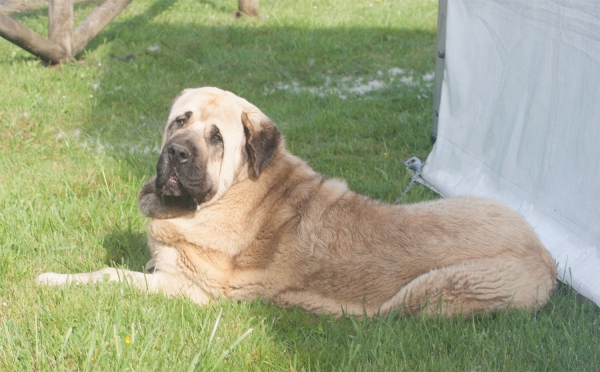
[36,87,557,317]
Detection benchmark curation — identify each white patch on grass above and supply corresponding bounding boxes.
[147,45,160,52]
[54,124,162,156]
[348,80,385,94]
[264,67,430,99]
[129,145,155,155]
[422,72,435,82]
[55,130,66,141]
[399,76,414,85]
[388,67,405,76]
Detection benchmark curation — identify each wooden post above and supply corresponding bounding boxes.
[48,0,73,59]
[0,14,66,62]
[0,0,131,64]
[72,0,133,56]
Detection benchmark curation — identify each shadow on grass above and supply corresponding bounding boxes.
[3,0,106,17]
[237,282,600,370]
[76,3,438,209]
[79,7,440,366]
[5,1,599,369]
[74,0,438,294]
[42,1,446,367]
[103,230,149,270]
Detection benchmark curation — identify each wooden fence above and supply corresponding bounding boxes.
[0,0,132,64]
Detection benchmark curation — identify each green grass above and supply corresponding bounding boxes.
[1,0,599,370]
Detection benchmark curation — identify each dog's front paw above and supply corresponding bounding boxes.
[138,176,196,219]
[35,272,71,286]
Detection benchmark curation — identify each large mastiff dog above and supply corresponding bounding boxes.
[37,87,557,317]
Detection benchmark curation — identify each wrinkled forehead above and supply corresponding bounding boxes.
[167,88,250,125]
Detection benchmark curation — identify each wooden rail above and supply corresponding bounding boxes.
[0,0,132,64]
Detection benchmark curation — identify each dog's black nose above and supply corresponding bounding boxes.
[167,143,190,163]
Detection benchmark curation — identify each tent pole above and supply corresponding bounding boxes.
[431,0,447,145]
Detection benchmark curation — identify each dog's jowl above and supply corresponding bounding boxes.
[37,87,557,318]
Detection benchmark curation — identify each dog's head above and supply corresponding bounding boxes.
[155,87,282,209]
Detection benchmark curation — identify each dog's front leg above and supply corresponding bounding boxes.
[35,268,210,305]
[35,268,160,288]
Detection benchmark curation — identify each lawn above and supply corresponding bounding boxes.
[1,0,599,370]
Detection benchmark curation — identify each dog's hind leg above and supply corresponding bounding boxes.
[35,268,210,305]
[379,258,555,317]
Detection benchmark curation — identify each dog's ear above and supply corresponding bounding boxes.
[241,111,282,178]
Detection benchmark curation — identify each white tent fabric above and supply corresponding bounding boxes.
[421,0,600,306]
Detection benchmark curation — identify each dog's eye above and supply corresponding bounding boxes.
[210,128,223,144]
[173,111,192,128]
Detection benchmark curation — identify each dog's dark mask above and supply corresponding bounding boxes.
[154,132,214,210]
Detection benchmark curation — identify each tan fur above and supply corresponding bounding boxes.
[36,87,557,318]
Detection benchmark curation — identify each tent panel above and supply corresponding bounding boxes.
[422,0,600,306]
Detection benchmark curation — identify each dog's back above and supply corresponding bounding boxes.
[222,151,557,317]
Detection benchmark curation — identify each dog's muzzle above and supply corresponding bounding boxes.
[154,137,214,206]
[156,142,192,197]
